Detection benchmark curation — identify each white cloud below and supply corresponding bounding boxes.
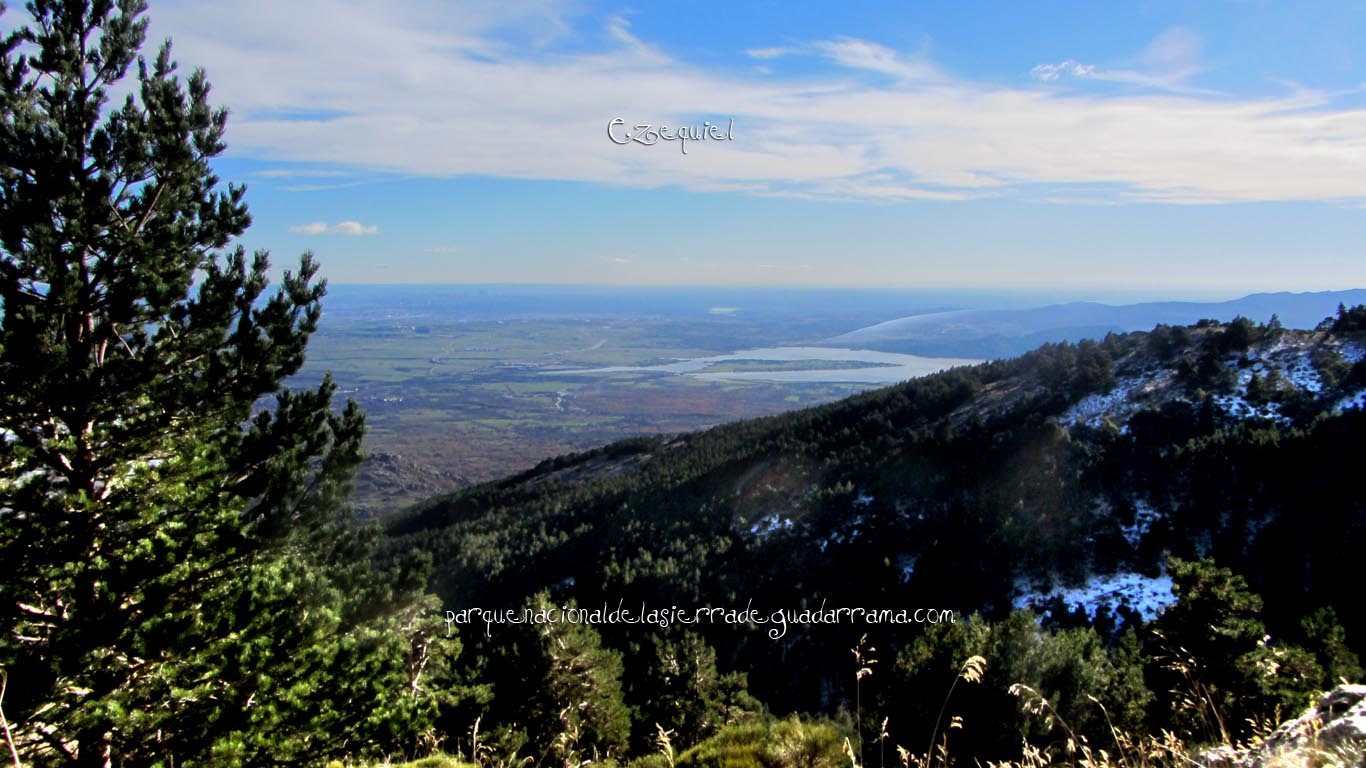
[138,4,1366,205]
[332,220,379,235]
[747,38,940,82]
[1031,60,1096,82]
[1030,28,1212,95]
[813,37,941,82]
[746,46,792,60]
[291,220,379,235]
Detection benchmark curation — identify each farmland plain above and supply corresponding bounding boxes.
[293,285,959,516]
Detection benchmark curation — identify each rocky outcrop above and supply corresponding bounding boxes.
[352,450,469,519]
[1238,684,1366,767]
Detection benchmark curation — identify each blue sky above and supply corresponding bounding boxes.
[19,0,1366,295]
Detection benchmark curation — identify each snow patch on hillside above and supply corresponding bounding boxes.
[814,513,870,551]
[1241,346,1323,394]
[1063,376,1144,428]
[1014,571,1176,622]
[1211,392,1290,424]
[1211,345,1340,422]
[897,553,919,583]
[1282,353,1323,393]
[1336,389,1366,412]
[1121,501,1162,549]
[749,513,794,538]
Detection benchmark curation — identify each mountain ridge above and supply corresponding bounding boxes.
[387,309,1364,694]
[829,288,1366,358]
[378,307,1366,763]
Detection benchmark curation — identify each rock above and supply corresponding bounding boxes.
[1320,686,1366,719]
[1197,744,1238,768]
[1239,684,1366,768]
[1319,697,1366,751]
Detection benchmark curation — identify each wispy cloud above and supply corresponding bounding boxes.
[1031,27,1214,95]
[291,220,380,235]
[747,38,940,82]
[1141,27,1203,73]
[1031,60,1096,82]
[145,5,1366,205]
[813,37,941,82]
[746,46,792,60]
[254,168,354,178]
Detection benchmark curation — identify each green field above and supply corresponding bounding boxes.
[294,315,873,516]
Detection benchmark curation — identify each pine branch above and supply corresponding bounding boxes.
[0,670,20,768]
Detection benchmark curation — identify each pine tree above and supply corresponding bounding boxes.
[496,592,631,766]
[1150,557,1324,744]
[0,1,448,763]
[643,632,756,750]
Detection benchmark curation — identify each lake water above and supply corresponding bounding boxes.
[558,346,982,384]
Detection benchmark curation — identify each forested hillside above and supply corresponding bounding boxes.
[385,309,1366,764]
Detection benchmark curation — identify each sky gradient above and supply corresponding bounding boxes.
[8,0,1365,295]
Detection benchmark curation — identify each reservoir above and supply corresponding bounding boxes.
[556,346,982,384]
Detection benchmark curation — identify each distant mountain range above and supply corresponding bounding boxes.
[830,289,1366,358]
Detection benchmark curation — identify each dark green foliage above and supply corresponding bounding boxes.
[1146,324,1181,360]
[1301,607,1363,687]
[636,632,760,752]
[485,592,632,766]
[0,1,449,763]
[1147,557,1270,743]
[888,614,1150,764]
[1325,303,1366,333]
[1217,316,1256,354]
[1146,557,1351,744]
[1312,347,1351,390]
[1183,343,1239,392]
